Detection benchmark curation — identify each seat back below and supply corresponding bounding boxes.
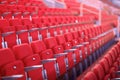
[92,64,105,80]
[44,37,58,49]
[99,58,110,74]
[13,43,44,80]
[0,48,26,80]
[13,43,33,60]
[9,18,30,43]
[22,18,39,41]
[83,72,97,80]
[0,19,16,48]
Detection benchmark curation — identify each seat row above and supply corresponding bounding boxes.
[0,0,44,6]
[0,16,99,48]
[0,27,115,80]
[0,4,79,19]
[77,41,120,80]
[0,4,38,19]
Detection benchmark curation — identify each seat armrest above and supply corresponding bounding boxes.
[91,37,98,40]
[2,75,23,80]
[40,27,48,30]
[115,71,120,75]
[81,42,89,45]
[2,31,15,37]
[64,49,77,53]
[49,26,57,29]
[72,44,83,49]
[24,65,43,72]
[111,78,120,80]
[23,11,30,15]
[54,53,68,58]
[28,28,40,32]
[41,58,57,64]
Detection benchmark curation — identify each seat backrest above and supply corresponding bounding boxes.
[32,17,41,27]
[44,37,64,53]
[13,43,45,80]
[92,64,105,80]
[56,35,66,45]
[0,19,9,27]
[44,37,58,49]
[13,43,33,60]
[0,48,26,80]
[72,31,79,39]
[9,18,22,26]
[115,45,120,54]
[21,18,33,28]
[104,54,113,67]
[31,40,54,59]
[109,50,116,62]
[0,48,15,67]
[56,35,72,49]
[64,33,73,42]
[0,19,16,48]
[83,71,97,80]
[31,40,46,54]
[17,5,25,12]
[31,39,57,80]
[99,58,110,74]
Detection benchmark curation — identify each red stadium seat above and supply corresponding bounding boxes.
[31,40,67,76]
[92,64,105,80]
[16,43,58,80]
[0,48,26,80]
[21,18,39,41]
[9,18,29,43]
[0,19,16,48]
[13,44,44,80]
[82,72,97,80]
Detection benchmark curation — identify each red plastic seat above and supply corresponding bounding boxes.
[55,35,76,68]
[13,43,44,80]
[21,18,39,41]
[32,17,48,39]
[16,43,57,80]
[99,58,110,74]
[31,40,67,76]
[0,19,16,48]
[82,72,97,80]
[92,64,105,80]
[9,18,29,43]
[0,48,26,80]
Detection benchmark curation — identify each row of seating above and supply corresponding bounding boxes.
[0,26,115,80]
[0,0,119,80]
[77,41,120,80]
[64,0,80,15]
[0,15,97,48]
[0,0,45,7]
[0,4,76,19]
[0,4,38,19]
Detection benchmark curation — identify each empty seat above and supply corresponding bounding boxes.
[22,18,39,41]
[0,48,26,80]
[0,19,16,48]
[9,18,29,43]
[31,40,67,77]
[45,36,75,69]
[32,17,48,39]
[14,43,58,80]
[13,43,44,80]
[92,64,105,80]
[82,72,97,80]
